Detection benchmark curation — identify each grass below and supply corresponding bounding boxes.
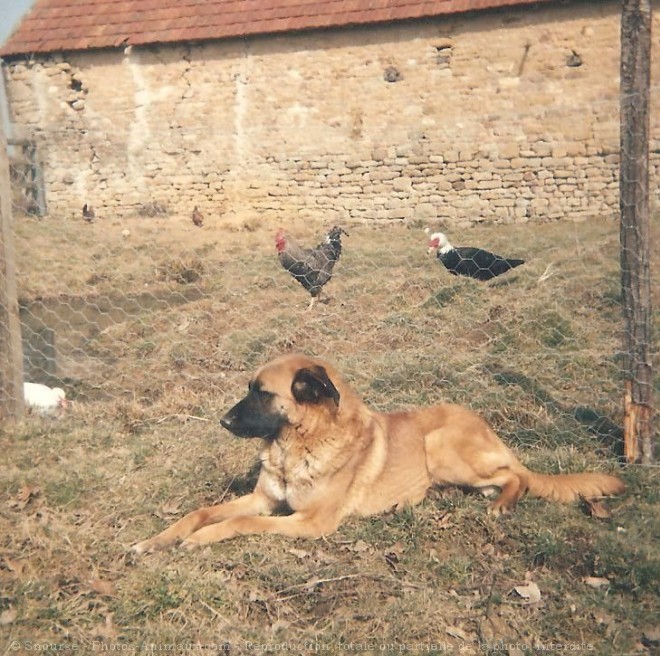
[1,210,658,653]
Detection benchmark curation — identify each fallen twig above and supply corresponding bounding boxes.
[537,262,557,283]
[153,414,210,425]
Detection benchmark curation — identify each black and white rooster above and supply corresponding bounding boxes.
[427,231,525,281]
[275,226,348,309]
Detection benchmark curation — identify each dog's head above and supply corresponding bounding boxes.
[220,354,341,440]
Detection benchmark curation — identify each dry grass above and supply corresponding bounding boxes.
[1,210,658,653]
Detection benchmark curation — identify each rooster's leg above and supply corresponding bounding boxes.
[307,296,316,311]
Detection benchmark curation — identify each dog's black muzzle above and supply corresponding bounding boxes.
[220,394,286,440]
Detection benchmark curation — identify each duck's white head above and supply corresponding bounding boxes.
[427,232,452,255]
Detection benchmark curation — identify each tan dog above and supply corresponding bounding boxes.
[133,354,624,553]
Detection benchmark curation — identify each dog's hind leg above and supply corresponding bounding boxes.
[424,425,528,515]
[481,469,528,515]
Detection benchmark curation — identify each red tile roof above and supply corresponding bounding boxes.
[1,0,556,58]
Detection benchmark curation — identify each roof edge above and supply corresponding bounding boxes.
[0,0,562,59]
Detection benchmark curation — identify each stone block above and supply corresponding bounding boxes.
[476,180,502,190]
[413,203,438,219]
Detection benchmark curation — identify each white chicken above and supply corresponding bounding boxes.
[23,382,68,416]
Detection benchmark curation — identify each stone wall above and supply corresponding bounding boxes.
[3,0,659,225]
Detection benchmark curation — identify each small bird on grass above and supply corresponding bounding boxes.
[82,204,95,222]
[23,382,68,417]
[192,206,204,227]
[426,231,525,281]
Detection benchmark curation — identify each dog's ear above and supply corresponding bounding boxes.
[291,366,340,407]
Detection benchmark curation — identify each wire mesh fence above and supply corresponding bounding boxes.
[0,21,656,463]
[1,5,658,650]
[2,127,655,467]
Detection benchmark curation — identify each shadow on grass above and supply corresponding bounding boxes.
[484,364,624,458]
[223,461,262,497]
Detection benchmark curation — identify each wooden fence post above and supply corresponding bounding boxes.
[0,122,25,420]
[620,0,654,463]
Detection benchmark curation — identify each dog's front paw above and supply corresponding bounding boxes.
[132,540,155,555]
[132,537,169,554]
[179,538,202,551]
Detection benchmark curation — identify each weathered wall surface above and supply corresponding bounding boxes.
[3,0,659,224]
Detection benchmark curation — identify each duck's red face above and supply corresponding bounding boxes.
[275,229,286,253]
[427,236,441,255]
[427,232,448,254]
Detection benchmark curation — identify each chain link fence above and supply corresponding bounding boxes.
[2,120,655,467]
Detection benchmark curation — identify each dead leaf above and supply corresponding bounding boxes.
[3,557,26,576]
[8,485,41,510]
[17,485,40,502]
[384,553,399,570]
[642,628,660,648]
[89,579,117,597]
[347,540,371,553]
[0,607,17,626]
[313,549,338,564]
[582,497,613,519]
[592,610,615,626]
[155,500,183,519]
[288,548,309,560]
[435,511,454,529]
[513,581,542,603]
[582,576,610,588]
[481,543,496,556]
[384,541,405,571]
[248,589,266,602]
[386,541,406,555]
[161,500,182,515]
[446,626,469,641]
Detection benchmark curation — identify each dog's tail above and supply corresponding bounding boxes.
[524,469,625,503]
